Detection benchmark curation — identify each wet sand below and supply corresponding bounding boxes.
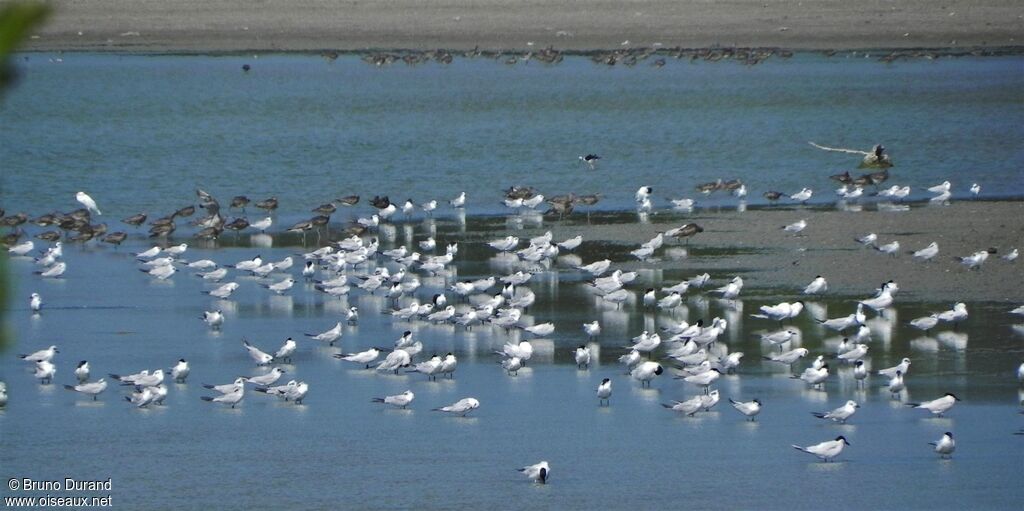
[24,0,1024,53]
[531,200,1024,303]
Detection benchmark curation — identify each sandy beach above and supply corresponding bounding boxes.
[524,200,1024,303]
[22,0,1024,53]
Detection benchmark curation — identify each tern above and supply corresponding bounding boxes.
[440,353,458,379]
[930,432,956,458]
[875,241,900,257]
[815,303,864,331]
[763,347,809,367]
[936,303,968,326]
[754,302,803,326]
[879,357,912,378]
[790,188,813,203]
[305,322,343,346]
[33,360,56,383]
[204,282,239,299]
[334,348,382,368]
[373,390,415,409]
[433,397,480,416]
[837,344,869,362]
[74,360,90,383]
[783,219,807,234]
[793,364,829,389]
[729,398,762,421]
[64,379,108,400]
[907,393,960,416]
[501,357,523,376]
[803,276,828,295]
[631,361,663,387]
[860,287,894,311]
[409,355,445,380]
[909,315,939,333]
[927,181,951,194]
[202,310,224,329]
[522,322,555,337]
[170,359,190,382]
[663,395,704,416]
[126,387,156,408]
[713,277,744,300]
[681,368,721,393]
[201,387,244,408]
[376,349,412,374]
[813,400,859,423]
[911,242,939,261]
[793,436,850,462]
[618,350,641,373]
[583,321,601,339]
[242,340,274,365]
[597,378,612,405]
[887,371,906,398]
[759,330,798,349]
[262,277,294,295]
[246,367,285,386]
[204,377,246,395]
[574,346,591,369]
[955,250,991,270]
[855,233,877,246]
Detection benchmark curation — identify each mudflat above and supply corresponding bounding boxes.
[22,0,1024,53]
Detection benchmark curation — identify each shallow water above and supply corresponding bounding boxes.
[1,53,1023,217]
[1,54,1023,509]
[1,214,1023,509]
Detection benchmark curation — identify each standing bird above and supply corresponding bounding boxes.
[783,219,807,234]
[432,397,480,416]
[729,398,762,421]
[202,310,224,329]
[907,393,960,416]
[170,359,190,382]
[812,400,860,424]
[793,436,851,462]
[242,340,274,365]
[803,276,828,295]
[373,390,415,409]
[76,191,102,215]
[930,432,956,459]
[630,361,663,387]
[29,292,43,313]
[64,379,108,400]
[597,378,612,406]
[574,345,591,369]
[74,360,90,383]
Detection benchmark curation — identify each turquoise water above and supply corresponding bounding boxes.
[1,55,1023,509]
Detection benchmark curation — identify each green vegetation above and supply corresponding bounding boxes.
[1,2,50,352]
